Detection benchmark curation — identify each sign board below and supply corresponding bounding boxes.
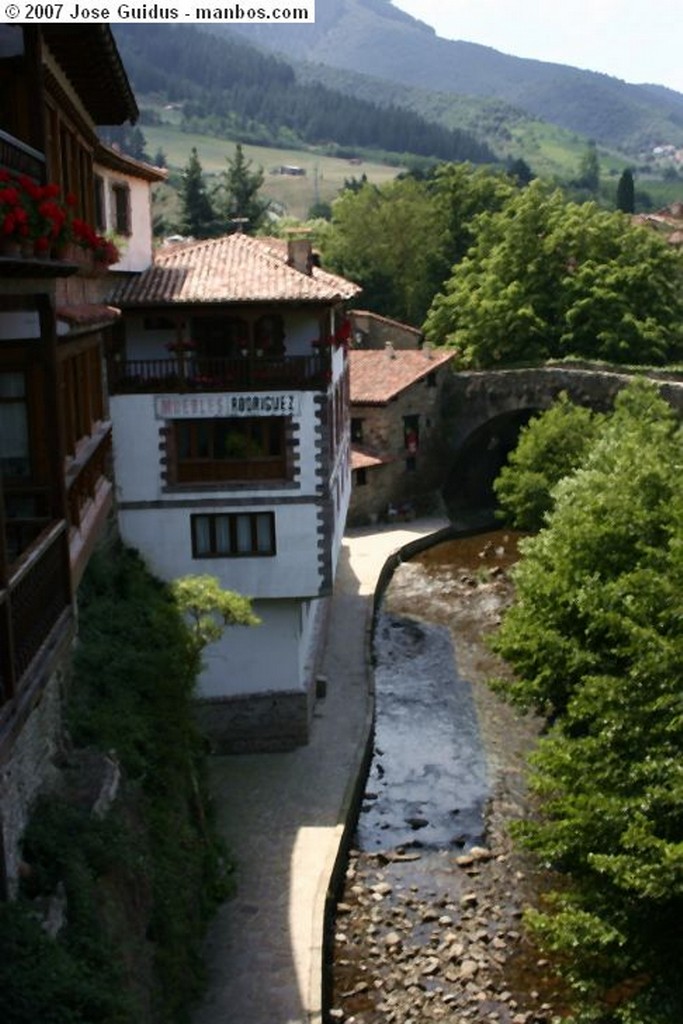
[154,393,301,419]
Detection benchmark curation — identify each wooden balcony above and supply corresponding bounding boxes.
[108,354,331,394]
[0,521,72,712]
[65,427,112,531]
[0,128,45,181]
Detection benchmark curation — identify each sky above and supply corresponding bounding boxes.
[392,0,683,94]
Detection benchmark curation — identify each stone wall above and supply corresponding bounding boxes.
[350,375,447,525]
[349,311,422,350]
[445,365,683,454]
[194,688,315,754]
[0,655,70,898]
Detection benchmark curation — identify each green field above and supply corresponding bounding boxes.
[143,124,403,222]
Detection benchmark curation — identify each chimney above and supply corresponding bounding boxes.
[385,341,396,359]
[287,237,313,275]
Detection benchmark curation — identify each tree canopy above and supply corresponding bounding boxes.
[490,378,683,1021]
[424,180,683,366]
[320,163,515,325]
[493,392,604,531]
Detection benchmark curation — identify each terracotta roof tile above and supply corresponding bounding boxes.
[351,445,394,470]
[350,309,422,337]
[110,234,360,307]
[349,348,454,405]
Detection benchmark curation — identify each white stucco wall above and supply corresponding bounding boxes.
[93,166,155,273]
[110,391,327,598]
[117,502,323,599]
[199,599,302,698]
[110,391,322,501]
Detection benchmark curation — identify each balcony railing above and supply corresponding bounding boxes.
[0,128,45,181]
[109,354,331,394]
[0,521,71,704]
[65,427,112,531]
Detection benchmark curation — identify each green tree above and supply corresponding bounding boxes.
[321,163,514,326]
[575,139,600,194]
[494,393,603,531]
[616,167,635,213]
[491,379,683,1021]
[424,180,683,366]
[179,147,217,239]
[321,176,448,325]
[218,144,269,234]
[170,575,260,656]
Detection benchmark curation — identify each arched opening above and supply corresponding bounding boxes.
[442,408,540,517]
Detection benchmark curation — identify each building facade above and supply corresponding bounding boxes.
[108,233,360,751]
[0,25,142,895]
[349,346,454,525]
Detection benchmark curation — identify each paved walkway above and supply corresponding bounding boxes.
[192,518,449,1024]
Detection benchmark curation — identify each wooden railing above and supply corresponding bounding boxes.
[0,128,45,181]
[65,427,112,531]
[109,354,331,394]
[2,521,71,701]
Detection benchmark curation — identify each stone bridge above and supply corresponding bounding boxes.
[439,365,683,512]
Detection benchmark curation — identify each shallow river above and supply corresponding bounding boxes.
[329,529,567,1023]
[357,528,527,856]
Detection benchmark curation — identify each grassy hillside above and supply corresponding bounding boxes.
[143,124,403,222]
[228,0,683,157]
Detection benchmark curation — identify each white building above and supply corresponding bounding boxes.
[108,233,360,751]
[94,143,166,273]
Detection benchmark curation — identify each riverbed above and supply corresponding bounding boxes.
[329,530,568,1023]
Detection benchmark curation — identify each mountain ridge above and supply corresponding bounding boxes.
[223,0,683,155]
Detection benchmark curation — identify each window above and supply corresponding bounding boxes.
[94,175,106,233]
[0,372,30,478]
[193,316,248,357]
[173,417,288,483]
[426,371,437,388]
[355,468,367,486]
[112,182,131,235]
[403,414,419,454]
[191,512,275,557]
[255,314,284,355]
[351,418,364,444]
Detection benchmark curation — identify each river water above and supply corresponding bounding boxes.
[329,529,567,1023]
[358,528,528,856]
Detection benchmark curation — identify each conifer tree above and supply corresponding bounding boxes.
[616,167,635,213]
[179,147,216,239]
[218,144,269,234]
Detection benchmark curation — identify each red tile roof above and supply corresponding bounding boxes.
[351,445,394,470]
[350,309,423,338]
[111,234,361,307]
[349,348,454,405]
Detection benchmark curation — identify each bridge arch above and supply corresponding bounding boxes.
[440,366,683,515]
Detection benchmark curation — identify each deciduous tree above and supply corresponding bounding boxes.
[424,180,683,366]
[494,392,603,531]
[491,379,683,1020]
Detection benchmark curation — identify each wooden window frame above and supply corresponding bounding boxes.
[190,511,276,558]
[112,180,131,236]
[172,417,289,484]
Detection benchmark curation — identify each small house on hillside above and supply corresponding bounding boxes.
[349,345,454,525]
[108,233,360,751]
